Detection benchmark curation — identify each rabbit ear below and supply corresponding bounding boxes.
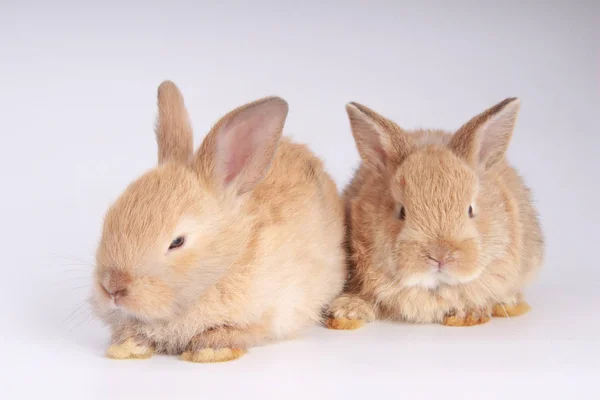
[194,96,288,196]
[450,98,520,170]
[346,102,413,171]
[155,81,194,165]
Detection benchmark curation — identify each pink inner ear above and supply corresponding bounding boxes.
[374,145,387,163]
[215,110,275,190]
[222,123,256,184]
[357,127,387,165]
[210,97,287,194]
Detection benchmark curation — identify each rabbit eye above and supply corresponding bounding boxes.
[169,236,185,250]
[468,205,475,218]
[398,206,406,220]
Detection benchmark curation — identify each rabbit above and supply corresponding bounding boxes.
[90,81,346,362]
[327,98,544,329]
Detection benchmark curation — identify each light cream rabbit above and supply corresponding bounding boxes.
[327,98,544,329]
[91,81,346,362]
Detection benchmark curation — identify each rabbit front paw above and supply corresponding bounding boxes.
[180,325,257,363]
[492,301,531,318]
[326,294,376,330]
[443,308,491,327]
[181,348,246,363]
[106,338,154,360]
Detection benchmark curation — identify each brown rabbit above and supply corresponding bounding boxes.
[91,81,346,362]
[327,98,544,329]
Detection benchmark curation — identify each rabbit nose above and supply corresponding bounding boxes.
[103,270,132,300]
[429,241,454,269]
[428,248,452,269]
[110,288,128,303]
[428,255,449,269]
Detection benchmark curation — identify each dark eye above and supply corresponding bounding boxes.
[168,236,185,250]
[398,206,406,220]
[468,205,475,218]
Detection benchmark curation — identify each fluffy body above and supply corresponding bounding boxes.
[329,99,544,326]
[91,82,346,361]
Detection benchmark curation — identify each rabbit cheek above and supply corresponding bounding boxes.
[395,241,437,289]
[116,277,175,320]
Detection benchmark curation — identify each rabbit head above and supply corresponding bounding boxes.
[346,98,520,290]
[92,81,288,322]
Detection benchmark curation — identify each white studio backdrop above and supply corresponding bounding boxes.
[0,1,598,399]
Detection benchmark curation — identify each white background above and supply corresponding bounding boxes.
[1,1,598,399]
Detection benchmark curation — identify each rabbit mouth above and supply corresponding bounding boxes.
[401,267,477,289]
[435,271,464,286]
